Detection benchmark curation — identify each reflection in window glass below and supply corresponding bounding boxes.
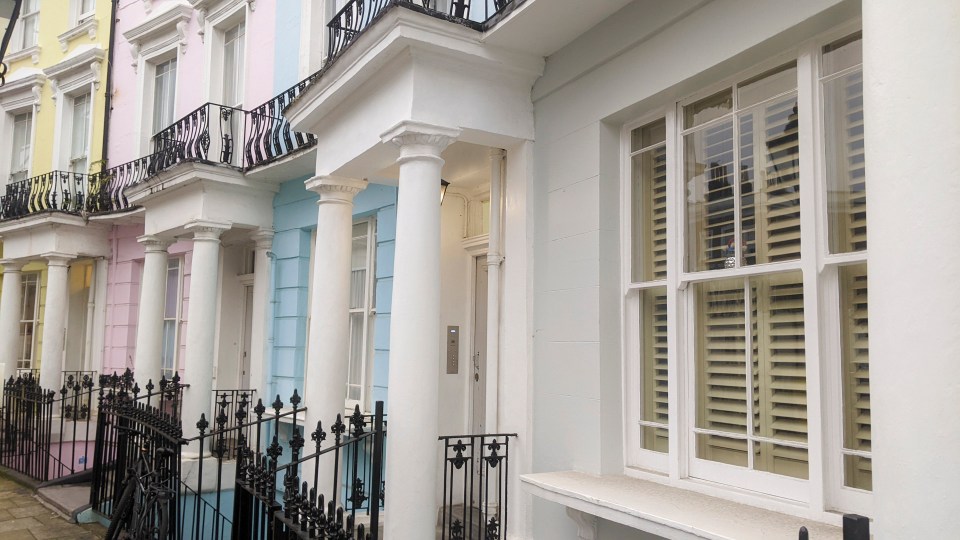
[822,34,866,254]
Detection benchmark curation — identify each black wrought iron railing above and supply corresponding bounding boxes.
[439,433,516,540]
[0,170,91,220]
[799,514,870,539]
[89,369,187,520]
[326,0,520,62]
[209,388,256,459]
[245,82,319,169]
[0,371,98,482]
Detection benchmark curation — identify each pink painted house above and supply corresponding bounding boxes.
[99,0,278,391]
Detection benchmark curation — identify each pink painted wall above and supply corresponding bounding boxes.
[108,0,278,166]
[101,224,192,379]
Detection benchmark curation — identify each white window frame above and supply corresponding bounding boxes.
[202,2,249,106]
[44,46,104,172]
[161,257,184,378]
[122,3,191,153]
[12,0,40,53]
[68,92,92,174]
[0,73,42,186]
[77,0,96,22]
[17,272,41,370]
[620,20,871,519]
[346,218,377,412]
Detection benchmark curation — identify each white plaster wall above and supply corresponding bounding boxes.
[438,191,472,440]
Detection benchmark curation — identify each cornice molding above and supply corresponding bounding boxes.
[42,46,106,93]
[57,17,99,52]
[4,45,41,66]
[122,2,193,67]
[0,71,46,111]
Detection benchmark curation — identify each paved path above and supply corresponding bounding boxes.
[0,473,106,539]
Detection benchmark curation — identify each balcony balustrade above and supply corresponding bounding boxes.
[327,0,520,63]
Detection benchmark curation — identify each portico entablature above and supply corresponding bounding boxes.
[0,214,110,260]
[285,6,543,179]
[124,162,276,237]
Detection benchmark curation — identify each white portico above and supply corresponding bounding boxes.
[285,6,542,536]
[124,162,277,446]
[0,214,111,392]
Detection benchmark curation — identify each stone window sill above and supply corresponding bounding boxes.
[521,471,844,540]
[58,18,99,52]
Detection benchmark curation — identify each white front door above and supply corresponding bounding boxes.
[240,284,254,389]
[471,256,488,435]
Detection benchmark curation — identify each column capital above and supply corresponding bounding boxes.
[185,220,230,242]
[42,253,72,267]
[304,176,368,204]
[0,259,26,273]
[381,121,460,163]
[251,228,275,251]
[137,235,172,253]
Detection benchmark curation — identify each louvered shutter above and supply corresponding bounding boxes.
[696,280,748,467]
[841,264,870,489]
[641,288,669,452]
[825,69,867,253]
[751,273,807,479]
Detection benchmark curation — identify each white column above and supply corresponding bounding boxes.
[485,149,505,433]
[133,236,171,388]
[864,2,960,537]
[248,229,275,397]
[39,255,71,390]
[0,260,26,389]
[380,121,459,539]
[180,221,230,448]
[303,176,367,498]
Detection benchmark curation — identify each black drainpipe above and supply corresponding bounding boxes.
[99,0,119,173]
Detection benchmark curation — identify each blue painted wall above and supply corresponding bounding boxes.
[273,0,302,92]
[269,178,397,410]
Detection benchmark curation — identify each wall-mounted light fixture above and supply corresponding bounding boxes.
[440,179,450,205]
[0,0,23,87]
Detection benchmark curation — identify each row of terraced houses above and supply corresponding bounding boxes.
[0,0,957,538]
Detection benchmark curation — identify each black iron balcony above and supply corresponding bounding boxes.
[0,170,91,220]
[327,0,521,63]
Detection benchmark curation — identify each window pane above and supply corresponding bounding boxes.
[347,311,365,397]
[162,320,177,375]
[223,23,246,106]
[80,0,95,14]
[685,120,735,271]
[737,63,797,108]
[840,263,871,490]
[823,70,867,253]
[739,96,801,265]
[20,13,38,49]
[822,33,862,76]
[631,118,666,153]
[684,89,733,129]
[631,126,667,282]
[751,272,807,479]
[695,273,808,478]
[164,259,179,318]
[153,58,178,133]
[640,287,668,452]
[10,112,32,181]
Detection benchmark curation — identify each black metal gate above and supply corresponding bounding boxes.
[89,370,186,536]
[1,371,97,482]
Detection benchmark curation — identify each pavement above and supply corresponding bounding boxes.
[0,473,106,539]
